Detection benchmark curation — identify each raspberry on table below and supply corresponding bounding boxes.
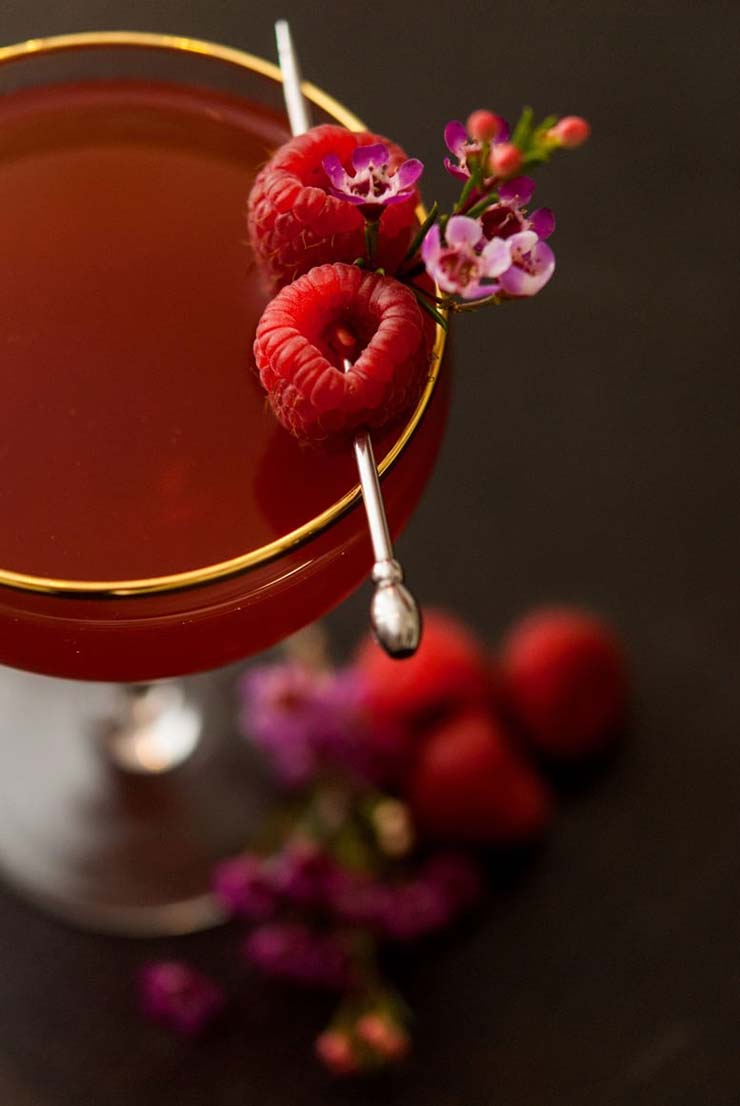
[499,607,628,757]
[356,609,491,729]
[253,262,432,445]
[407,709,552,844]
[247,124,420,293]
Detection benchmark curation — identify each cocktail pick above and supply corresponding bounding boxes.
[274,19,422,658]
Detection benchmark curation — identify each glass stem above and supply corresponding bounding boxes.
[98,682,203,775]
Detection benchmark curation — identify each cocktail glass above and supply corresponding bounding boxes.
[0,33,448,934]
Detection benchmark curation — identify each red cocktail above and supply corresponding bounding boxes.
[0,34,447,683]
[0,33,447,932]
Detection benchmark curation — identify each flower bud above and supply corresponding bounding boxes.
[489,142,522,178]
[547,115,590,148]
[315,1030,358,1074]
[356,1013,410,1060]
[466,109,506,142]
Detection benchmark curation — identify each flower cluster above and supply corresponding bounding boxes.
[317,106,588,318]
[140,604,625,1076]
[239,662,400,786]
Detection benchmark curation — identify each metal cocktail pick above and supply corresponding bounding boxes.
[275,19,422,658]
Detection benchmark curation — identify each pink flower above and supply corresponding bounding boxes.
[422,215,511,300]
[380,877,451,940]
[211,853,277,920]
[138,962,225,1037]
[444,117,511,181]
[322,143,423,219]
[243,923,352,990]
[271,841,335,907]
[498,230,556,297]
[480,177,555,245]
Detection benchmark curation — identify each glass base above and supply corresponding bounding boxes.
[0,664,268,936]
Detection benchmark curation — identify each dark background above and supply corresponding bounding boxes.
[1,1,738,1104]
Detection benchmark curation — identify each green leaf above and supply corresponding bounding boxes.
[512,105,534,150]
[534,113,558,137]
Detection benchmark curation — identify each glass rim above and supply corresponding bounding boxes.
[0,31,446,599]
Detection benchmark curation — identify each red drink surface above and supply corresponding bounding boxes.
[0,79,447,680]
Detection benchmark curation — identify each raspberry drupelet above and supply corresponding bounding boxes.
[253,262,433,445]
[247,124,420,293]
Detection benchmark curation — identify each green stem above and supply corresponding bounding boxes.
[400,202,439,265]
[465,193,500,220]
[364,220,379,266]
[453,176,476,214]
[450,292,501,312]
[413,291,448,331]
[408,281,446,305]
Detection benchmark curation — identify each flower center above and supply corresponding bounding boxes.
[439,250,478,288]
[510,244,535,273]
[348,164,391,201]
[481,204,524,240]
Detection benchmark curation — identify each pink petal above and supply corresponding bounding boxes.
[530,207,556,239]
[444,120,468,157]
[395,158,424,189]
[352,142,389,172]
[443,158,470,181]
[321,154,347,189]
[421,223,442,263]
[480,236,512,278]
[499,241,556,297]
[508,230,538,255]
[498,176,536,206]
[445,215,483,250]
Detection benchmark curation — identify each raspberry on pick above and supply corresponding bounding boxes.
[253,263,432,446]
[247,124,421,293]
[499,607,628,757]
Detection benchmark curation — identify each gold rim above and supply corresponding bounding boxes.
[0,31,445,599]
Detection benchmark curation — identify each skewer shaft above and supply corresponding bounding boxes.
[275,21,421,657]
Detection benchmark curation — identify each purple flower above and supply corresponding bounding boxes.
[244,923,352,990]
[322,143,423,218]
[475,178,556,298]
[239,662,390,787]
[444,118,510,181]
[325,866,392,929]
[239,663,324,785]
[498,230,556,297]
[271,841,335,907]
[421,852,483,916]
[139,962,225,1037]
[481,176,555,244]
[422,215,511,300]
[380,878,451,940]
[211,854,277,921]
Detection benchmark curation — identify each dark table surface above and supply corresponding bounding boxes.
[1,1,739,1103]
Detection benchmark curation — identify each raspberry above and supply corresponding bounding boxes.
[253,263,431,444]
[499,607,628,757]
[407,710,551,844]
[247,124,420,292]
[356,609,491,730]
